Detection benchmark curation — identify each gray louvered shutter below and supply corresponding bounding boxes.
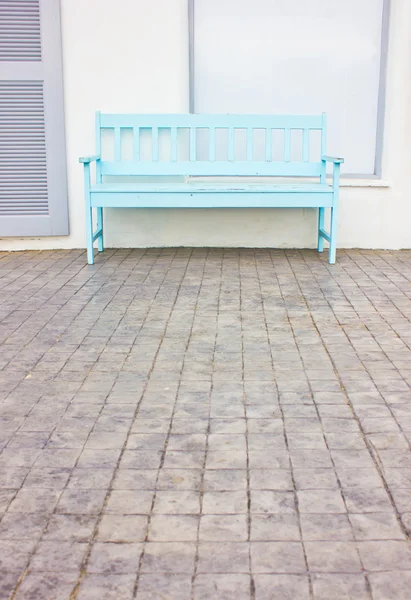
[0,0,68,236]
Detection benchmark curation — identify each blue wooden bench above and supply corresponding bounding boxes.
[80,113,343,265]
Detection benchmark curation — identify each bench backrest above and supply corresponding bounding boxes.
[96,113,327,179]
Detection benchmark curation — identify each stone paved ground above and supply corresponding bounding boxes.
[0,248,411,599]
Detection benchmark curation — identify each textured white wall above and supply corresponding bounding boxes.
[0,0,410,251]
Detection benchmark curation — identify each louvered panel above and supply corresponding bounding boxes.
[0,80,48,216]
[0,0,41,61]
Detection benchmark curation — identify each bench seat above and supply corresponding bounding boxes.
[90,182,333,193]
[89,182,334,208]
[80,112,343,264]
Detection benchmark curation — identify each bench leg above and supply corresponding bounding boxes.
[97,207,104,252]
[85,205,94,265]
[328,207,338,264]
[83,163,95,265]
[318,208,325,252]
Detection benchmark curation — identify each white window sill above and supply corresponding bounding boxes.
[339,177,390,188]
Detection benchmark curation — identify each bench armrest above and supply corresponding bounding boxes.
[79,155,100,164]
[322,155,344,164]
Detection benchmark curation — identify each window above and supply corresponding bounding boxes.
[191,0,389,175]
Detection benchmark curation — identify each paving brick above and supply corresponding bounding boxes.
[300,513,353,541]
[199,514,248,542]
[137,573,192,600]
[253,574,310,600]
[369,571,411,600]
[76,574,135,600]
[149,515,199,542]
[30,541,87,572]
[251,514,300,541]
[141,542,196,573]
[193,574,251,600]
[297,489,346,513]
[305,541,362,573]
[88,542,143,573]
[250,541,306,574]
[198,542,250,573]
[312,573,370,600]
[15,572,79,600]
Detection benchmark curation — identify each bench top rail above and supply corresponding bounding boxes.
[99,113,325,129]
[96,112,327,178]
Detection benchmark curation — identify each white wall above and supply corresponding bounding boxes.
[0,0,410,252]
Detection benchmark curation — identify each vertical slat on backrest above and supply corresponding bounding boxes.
[284,129,291,162]
[265,128,272,162]
[189,127,196,161]
[246,128,253,161]
[321,113,327,182]
[95,111,102,182]
[114,128,121,161]
[209,128,216,161]
[152,126,159,162]
[302,129,310,162]
[228,128,234,161]
[133,127,140,161]
[171,127,177,161]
